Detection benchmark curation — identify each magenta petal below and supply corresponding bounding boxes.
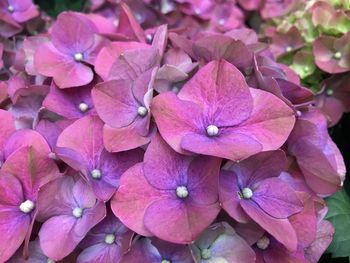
[0,209,30,262]
[143,133,191,190]
[193,36,253,69]
[37,177,78,221]
[219,170,251,223]
[34,42,93,88]
[229,150,287,187]
[233,88,295,151]
[0,109,15,152]
[38,178,106,260]
[57,115,104,161]
[39,205,105,261]
[92,79,138,128]
[178,60,253,127]
[94,41,150,80]
[241,200,298,251]
[117,3,146,43]
[151,92,202,154]
[108,47,159,81]
[120,238,161,263]
[186,155,221,205]
[103,122,153,152]
[181,130,262,161]
[144,199,220,244]
[2,146,59,196]
[43,81,95,119]
[253,178,303,218]
[77,244,121,263]
[111,163,164,236]
[51,12,97,54]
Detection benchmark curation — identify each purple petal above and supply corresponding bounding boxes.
[240,200,298,251]
[253,177,303,218]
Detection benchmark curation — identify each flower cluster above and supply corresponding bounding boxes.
[0,0,346,262]
[258,0,350,127]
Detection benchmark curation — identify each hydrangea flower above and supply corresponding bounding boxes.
[34,12,107,88]
[92,68,156,152]
[121,238,194,263]
[36,176,106,260]
[219,150,303,251]
[112,133,221,244]
[55,115,144,201]
[0,0,39,37]
[152,60,295,161]
[0,145,59,262]
[43,80,96,120]
[316,73,350,126]
[287,109,346,195]
[77,212,134,263]
[191,222,256,263]
[270,27,304,58]
[313,32,350,74]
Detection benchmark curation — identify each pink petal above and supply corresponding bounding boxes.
[51,12,97,54]
[111,163,165,236]
[94,41,150,80]
[144,199,220,244]
[178,60,253,127]
[103,122,154,153]
[92,79,138,128]
[151,92,202,154]
[253,178,303,218]
[34,42,94,88]
[219,170,251,223]
[233,88,295,151]
[143,133,192,190]
[241,200,298,251]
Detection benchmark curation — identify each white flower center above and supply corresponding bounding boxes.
[326,89,334,96]
[91,169,102,180]
[72,207,83,218]
[7,5,14,12]
[146,34,153,42]
[78,102,89,112]
[19,200,35,213]
[137,106,148,117]
[176,186,189,199]
[286,46,292,52]
[218,18,225,25]
[161,260,171,263]
[241,187,253,199]
[47,259,56,263]
[257,236,270,250]
[201,248,211,259]
[105,233,116,244]
[171,86,179,93]
[74,53,84,61]
[206,125,219,137]
[334,51,342,59]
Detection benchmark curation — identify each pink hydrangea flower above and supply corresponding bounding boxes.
[219,151,303,251]
[152,60,295,161]
[55,115,144,201]
[112,133,221,244]
[36,176,106,260]
[34,12,107,88]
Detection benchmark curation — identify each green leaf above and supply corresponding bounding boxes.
[326,188,350,258]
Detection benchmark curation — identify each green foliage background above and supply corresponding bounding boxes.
[34,0,85,17]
